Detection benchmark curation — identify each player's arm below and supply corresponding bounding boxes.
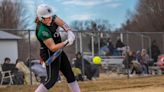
[54,16,75,45]
[38,30,68,52]
[54,16,71,32]
[43,38,68,52]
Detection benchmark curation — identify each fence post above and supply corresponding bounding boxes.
[141,34,144,49]
[79,32,86,79]
[98,32,101,56]
[75,32,78,54]
[28,30,32,85]
[120,32,123,42]
[91,32,94,57]
[163,34,164,53]
[148,37,152,58]
[125,32,130,79]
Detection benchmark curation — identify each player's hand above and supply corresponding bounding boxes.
[63,38,73,46]
[63,31,75,46]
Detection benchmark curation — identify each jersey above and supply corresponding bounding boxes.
[36,15,62,61]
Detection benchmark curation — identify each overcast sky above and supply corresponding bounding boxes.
[24,0,138,30]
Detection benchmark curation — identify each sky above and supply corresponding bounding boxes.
[24,0,138,30]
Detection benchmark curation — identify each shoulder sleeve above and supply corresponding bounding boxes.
[38,26,52,41]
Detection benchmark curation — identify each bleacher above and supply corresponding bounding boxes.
[101,56,124,74]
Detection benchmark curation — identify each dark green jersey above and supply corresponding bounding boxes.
[35,15,62,61]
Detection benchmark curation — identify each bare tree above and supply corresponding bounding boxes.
[0,0,29,33]
[71,19,112,32]
[70,19,112,54]
[123,0,164,32]
[0,0,31,61]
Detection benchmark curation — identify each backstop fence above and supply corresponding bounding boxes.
[0,29,164,84]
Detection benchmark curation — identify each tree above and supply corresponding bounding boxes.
[0,0,29,33]
[0,0,32,61]
[70,19,112,54]
[123,0,164,32]
[71,19,112,32]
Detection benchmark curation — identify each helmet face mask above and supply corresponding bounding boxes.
[37,4,54,21]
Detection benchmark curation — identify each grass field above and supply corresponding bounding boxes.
[0,74,164,92]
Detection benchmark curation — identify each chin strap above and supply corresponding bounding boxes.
[62,23,72,32]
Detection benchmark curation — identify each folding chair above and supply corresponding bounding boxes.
[0,64,14,85]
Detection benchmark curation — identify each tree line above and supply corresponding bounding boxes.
[122,0,164,32]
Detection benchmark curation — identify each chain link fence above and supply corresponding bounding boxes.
[74,31,164,56]
[0,29,164,84]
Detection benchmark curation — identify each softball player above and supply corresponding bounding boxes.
[35,4,80,92]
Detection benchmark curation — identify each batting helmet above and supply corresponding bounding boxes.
[37,4,54,20]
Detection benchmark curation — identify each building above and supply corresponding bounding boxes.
[0,31,21,64]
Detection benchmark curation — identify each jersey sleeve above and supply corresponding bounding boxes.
[38,27,52,41]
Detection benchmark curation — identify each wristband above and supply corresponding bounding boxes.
[62,23,71,32]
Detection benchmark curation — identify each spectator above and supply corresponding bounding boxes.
[71,67,83,81]
[4,57,11,64]
[74,52,99,80]
[131,60,143,75]
[151,40,160,63]
[115,37,125,49]
[123,51,136,69]
[115,37,125,56]
[107,38,114,55]
[100,38,106,48]
[136,50,142,62]
[2,57,18,74]
[140,49,150,75]
[31,60,47,83]
[1,57,14,84]
[100,45,109,56]
[2,58,24,85]
[123,50,143,76]
[128,51,142,75]
[16,60,38,85]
